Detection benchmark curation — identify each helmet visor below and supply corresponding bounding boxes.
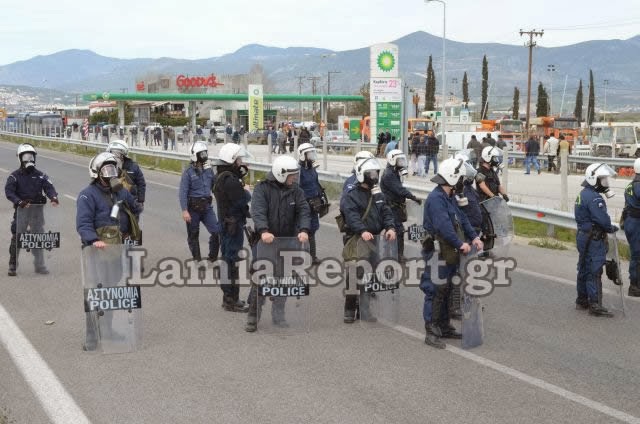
[20,153,35,162]
[99,164,119,179]
[364,169,380,180]
[305,150,318,161]
[396,156,407,168]
[462,162,477,179]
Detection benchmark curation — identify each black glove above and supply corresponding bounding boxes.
[413,197,422,205]
[17,200,28,208]
[502,194,510,203]
[611,225,619,232]
[138,202,144,213]
[51,197,59,205]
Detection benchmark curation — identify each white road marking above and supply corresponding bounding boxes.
[0,167,8,173]
[0,304,91,424]
[391,324,640,424]
[515,268,638,303]
[64,194,77,202]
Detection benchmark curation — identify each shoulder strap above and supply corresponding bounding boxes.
[361,194,374,222]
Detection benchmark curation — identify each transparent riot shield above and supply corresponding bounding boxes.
[603,233,626,316]
[14,204,62,276]
[480,196,514,256]
[345,235,400,326]
[81,245,142,354]
[254,238,311,334]
[405,201,426,250]
[460,246,485,349]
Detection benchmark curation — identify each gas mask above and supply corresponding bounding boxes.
[20,153,36,171]
[597,177,615,198]
[99,164,122,192]
[456,194,469,207]
[452,176,464,195]
[237,164,249,178]
[398,167,409,177]
[363,170,380,191]
[196,151,208,164]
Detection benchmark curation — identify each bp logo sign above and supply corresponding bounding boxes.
[377,51,395,72]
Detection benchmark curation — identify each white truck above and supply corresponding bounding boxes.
[590,122,640,157]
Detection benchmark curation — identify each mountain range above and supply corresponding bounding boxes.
[1,31,639,110]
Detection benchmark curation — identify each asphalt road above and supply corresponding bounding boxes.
[0,140,639,424]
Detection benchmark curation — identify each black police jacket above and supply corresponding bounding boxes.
[250,172,311,237]
[341,185,395,236]
[213,165,251,223]
[380,164,414,204]
[5,168,58,206]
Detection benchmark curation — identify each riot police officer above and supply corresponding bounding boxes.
[179,142,221,263]
[421,158,483,348]
[575,162,618,316]
[476,146,509,202]
[5,144,59,276]
[340,156,396,323]
[107,140,146,212]
[76,152,142,351]
[245,156,311,332]
[342,151,375,194]
[380,149,421,262]
[213,144,251,312]
[298,143,324,264]
[623,158,640,297]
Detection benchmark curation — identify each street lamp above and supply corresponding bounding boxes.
[547,64,555,115]
[425,0,447,158]
[603,79,609,122]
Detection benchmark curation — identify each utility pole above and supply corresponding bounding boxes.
[295,75,305,121]
[603,79,609,122]
[327,70,341,123]
[547,64,555,115]
[520,29,544,137]
[307,76,322,122]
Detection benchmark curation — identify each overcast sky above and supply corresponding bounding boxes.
[1,0,638,65]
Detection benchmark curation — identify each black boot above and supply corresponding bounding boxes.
[575,297,589,310]
[628,282,640,297]
[8,236,17,276]
[222,295,249,313]
[589,303,614,317]
[245,314,257,332]
[424,322,446,349]
[440,321,462,339]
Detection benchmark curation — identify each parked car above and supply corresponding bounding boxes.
[325,130,349,143]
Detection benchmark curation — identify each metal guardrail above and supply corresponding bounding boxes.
[1,130,623,237]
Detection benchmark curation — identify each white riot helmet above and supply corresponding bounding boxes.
[219,143,247,165]
[272,155,300,184]
[431,157,467,187]
[481,146,503,165]
[355,157,381,184]
[454,150,478,181]
[17,143,37,168]
[107,139,129,157]
[190,141,209,163]
[353,150,375,166]
[89,152,119,181]
[298,143,317,162]
[634,158,640,174]
[386,149,407,168]
[585,162,616,198]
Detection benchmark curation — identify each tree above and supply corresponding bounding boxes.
[481,55,489,119]
[347,82,370,116]
[462,72,469,106]
[424,56,436,110]
[512,87,520,119]
[587,69,595,125]
[574,79,583,124]
[536,82,549,117]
